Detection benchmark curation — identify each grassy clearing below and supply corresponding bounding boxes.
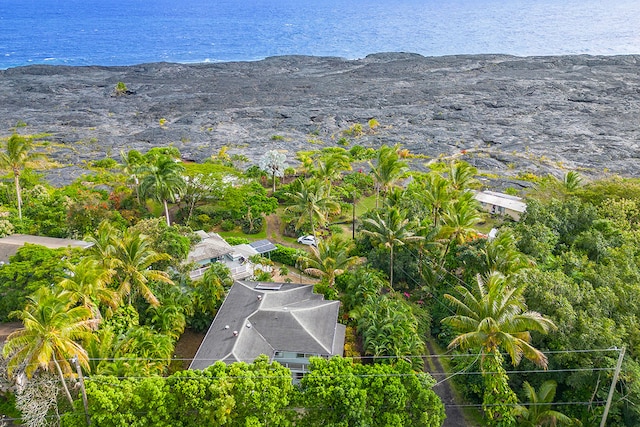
[218,225,267,240]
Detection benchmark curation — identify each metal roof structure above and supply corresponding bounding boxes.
[187,232,233,263]
[474,190,527,213]
[249,239,277,254]
[189,281,345,370]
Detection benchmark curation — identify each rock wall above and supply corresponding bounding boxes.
[1,53,639,184]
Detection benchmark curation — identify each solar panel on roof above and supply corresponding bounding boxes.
[254,283,283,290]
[249,239,277,254]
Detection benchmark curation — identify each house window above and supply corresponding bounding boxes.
[296,353,305,358]
[274,351,283,358]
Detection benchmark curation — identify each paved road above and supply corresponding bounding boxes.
[425,341,470,427]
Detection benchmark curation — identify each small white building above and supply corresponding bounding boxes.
[474,190,527,221]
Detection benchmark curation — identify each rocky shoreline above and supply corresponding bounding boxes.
[1,53,639,185]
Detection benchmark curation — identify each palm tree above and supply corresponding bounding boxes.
[369,144,408,208]
[563,171,583,193]
[313,150,352,193]
[111,229,173,306]
[58,257,119,322]
[514,381,581,427]
[139,155,186,226]
[361,207,424,288]
[85,220,121,272]
[0,134,44,220]
[298,236,360,287]
[443,271,556,367]
[421,172,452,226]
[2,287,94,405]
[285,178,340,236]
[481,229,533,277]
[438,192,482,268]
[119,149,145,205]
[447,160,477,193]
[443,272,556,425]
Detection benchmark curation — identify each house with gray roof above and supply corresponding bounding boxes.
[190,280,346,380]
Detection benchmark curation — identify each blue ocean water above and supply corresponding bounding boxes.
[0,0,639,69]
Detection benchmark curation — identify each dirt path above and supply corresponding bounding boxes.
[264,213,285,245]
[425,341,471,427]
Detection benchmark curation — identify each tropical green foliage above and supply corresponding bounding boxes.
[285,178,340,236]
[297,236,360,287]
[0,133,44,219]
[300,356,445,427]
[0,245,84,321]
[2,287,94,405]
[360,207,423,288]
[514,380,581,426]
[139,155,186,226]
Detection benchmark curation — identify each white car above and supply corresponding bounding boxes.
[297,235,318,246]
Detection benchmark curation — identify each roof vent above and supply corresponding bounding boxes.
[224,325,229,329]
[246,323,251,328]
[257,295,262,300]
[232,330,239,336]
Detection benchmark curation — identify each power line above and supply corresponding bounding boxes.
[69,346,620,363]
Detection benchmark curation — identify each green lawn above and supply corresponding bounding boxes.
[217,225,267,240]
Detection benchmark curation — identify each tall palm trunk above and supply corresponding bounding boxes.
[54,357,75,405]
[309,208,315,236]
[389,245,395,288]
[163,199,171,226]
[14,172,22,220]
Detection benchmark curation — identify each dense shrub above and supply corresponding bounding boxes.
[271,244,307,267]
[220,219,235,231]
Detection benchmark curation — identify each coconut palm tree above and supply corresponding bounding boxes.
[313,150,352,193]
[2,287,94,405]
[119,149,145,205]
[563,170,583,193]
[0,134,44,220]
[58,257,119,322]
[447,160,477,193]
[285,178,340,236]
[443,272,556,425]
[361,207,424,288]
[421,172,452,226]
[481,229,533,277]
[111,229,173,307]
[443,271,556,367]
[139,155,186,226]
[369,144,408,208]
[298,236,360,287]
[514,381,581,427]
[438,192,482,268]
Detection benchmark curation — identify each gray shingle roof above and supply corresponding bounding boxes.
[189,280,344,370]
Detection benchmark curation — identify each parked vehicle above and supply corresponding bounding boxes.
[297,235,317,246]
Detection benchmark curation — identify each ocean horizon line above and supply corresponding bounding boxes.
[4,50,640,71]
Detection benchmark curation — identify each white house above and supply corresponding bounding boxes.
[474,190,527,221]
